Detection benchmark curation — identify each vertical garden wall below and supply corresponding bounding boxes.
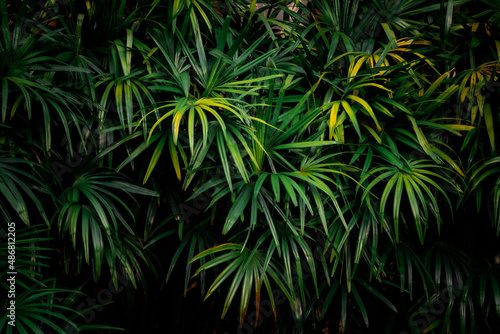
[1,0,500,333]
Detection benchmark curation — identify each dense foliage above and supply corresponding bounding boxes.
[1,0,500,333]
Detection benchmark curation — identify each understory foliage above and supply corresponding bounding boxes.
[1,0,500,333]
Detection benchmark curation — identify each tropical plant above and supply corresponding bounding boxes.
[1,0,500,333]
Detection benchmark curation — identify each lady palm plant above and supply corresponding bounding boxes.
[2,0,500,333]
[0,7,85,155]
[0,224,123,333]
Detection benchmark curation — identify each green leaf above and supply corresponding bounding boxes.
[223,184,253,234]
